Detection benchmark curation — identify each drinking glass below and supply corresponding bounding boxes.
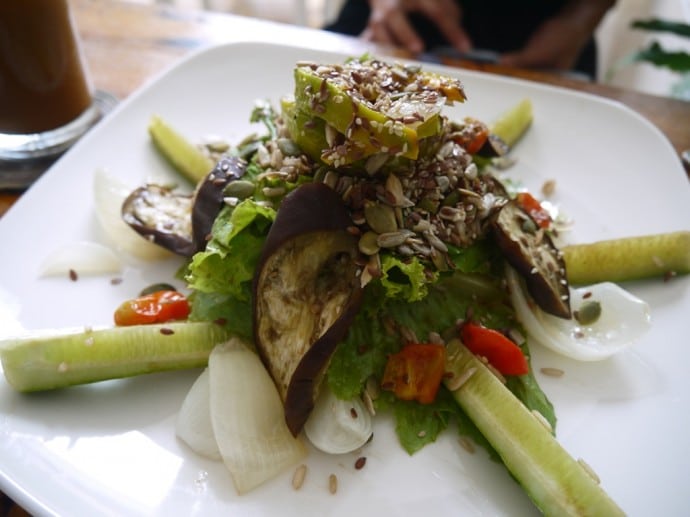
[0,0,115,188]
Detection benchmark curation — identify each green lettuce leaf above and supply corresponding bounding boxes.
[379,253,436,302]
[328,240,555,455]
[185,199,275,300]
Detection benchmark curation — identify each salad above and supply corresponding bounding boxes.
[2,53,688,515]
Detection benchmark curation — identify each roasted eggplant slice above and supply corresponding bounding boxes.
[122,156,247,257]
[253,183,363,436]
[121,184,195,256]
[491,200,571,319]
[191,156,247,251]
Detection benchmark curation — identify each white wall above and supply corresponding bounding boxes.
[597,0,690,97]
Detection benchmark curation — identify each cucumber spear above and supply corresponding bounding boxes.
[444,338,624,515]
[563,231,690,285]
[0,322,231,392]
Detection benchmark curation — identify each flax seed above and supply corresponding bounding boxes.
[540,367,564,378]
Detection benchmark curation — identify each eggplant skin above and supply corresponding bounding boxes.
[122,157,247,257]
[253,183,363,436]
[121,184,196,256]
[491,200,571,319]
[191,156,246,252]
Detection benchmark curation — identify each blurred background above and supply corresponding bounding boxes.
[132,0,690,100]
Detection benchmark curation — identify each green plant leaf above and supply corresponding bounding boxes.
[628,41,690,73]
[631,19,690,38]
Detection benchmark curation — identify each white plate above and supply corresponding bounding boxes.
[1,42,689,516]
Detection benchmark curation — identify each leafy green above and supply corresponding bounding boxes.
[186,200,275,300]
[631,19,690,38]
[610,18,690,100]
[379,253,437,302]
[188,291,254,342]
[625,41,690,73]
[327,241,555,455]
[250,99,279,140]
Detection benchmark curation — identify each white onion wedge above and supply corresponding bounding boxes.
[506,267,651,361]
[175,369,221,461]
[303,385,373,455]
[209,339,307,494]
[39,241,123,277]
[93,168,173,261]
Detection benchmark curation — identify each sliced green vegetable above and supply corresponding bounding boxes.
[444,339,624,515]
[148,115,215,184]
[489,98,533,148]
[281,98,328,162]
[292,60,464,164]
[563,231,690,285]
[0,322,231,392]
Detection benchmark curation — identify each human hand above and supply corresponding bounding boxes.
[499,0,614,72]
[361,0,471,54]
[498,16,587,71]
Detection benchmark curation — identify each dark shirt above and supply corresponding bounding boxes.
[326,0,597,78]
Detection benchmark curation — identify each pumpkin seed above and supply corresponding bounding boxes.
[358,231,380,255]
[364,202,398,234]
[276,138,302,157]
[574,300,602,325]
[224,180,255,199]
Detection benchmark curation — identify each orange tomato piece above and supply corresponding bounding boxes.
[114,290,190,326]
[382,343,447,404]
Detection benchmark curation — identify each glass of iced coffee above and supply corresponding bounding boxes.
[0,0,113,187]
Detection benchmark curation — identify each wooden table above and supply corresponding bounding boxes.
[1,0,689,215]
[0,0,689,512]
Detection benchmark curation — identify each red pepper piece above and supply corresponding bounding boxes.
[453,118,490,155]
[460,322,529,376]
[515,192,552,229]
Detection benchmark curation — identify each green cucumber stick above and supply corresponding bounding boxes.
[0,322,232,392]
[563,231,690,285]
[148,115,215,184]
[444,339,624,516]
[489,98,533,148]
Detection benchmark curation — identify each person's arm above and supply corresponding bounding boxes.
[499,0,616,71]
[360,0,471,53]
